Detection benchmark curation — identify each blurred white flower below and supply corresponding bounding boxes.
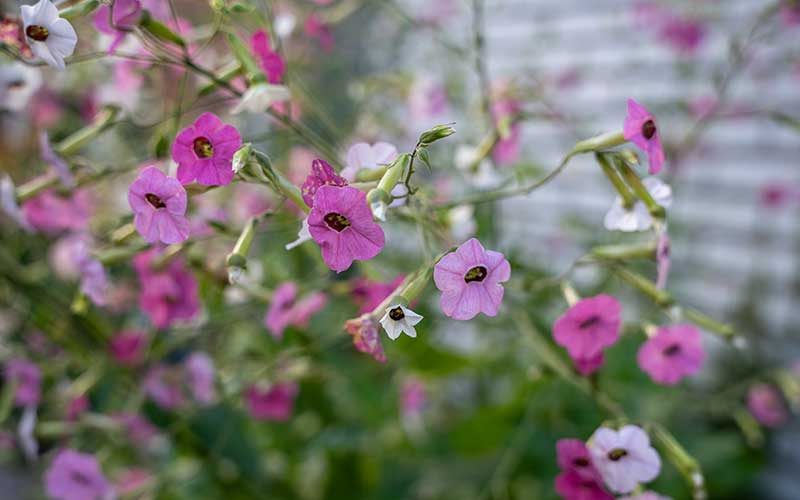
[285,216,312,250]
[0,62,42,112]
[21,0,78,70]
[232,83,291,114]
[604,177,672,232]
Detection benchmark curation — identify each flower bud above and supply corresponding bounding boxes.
[232,143,253,174]
[367,188,391,222]
[418,124,456,146]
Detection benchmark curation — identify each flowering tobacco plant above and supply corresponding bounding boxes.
[0,1,796,499]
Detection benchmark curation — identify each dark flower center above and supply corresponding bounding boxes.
[324,212,350,232]
[579,316,600,330]
[573,457,590,467]
[7,79,26,89]
[192,137,214,158]
[69,470,93,486]
[642,119,657,140]
[145,193,166,209]
[389,306,405,321]
[607,448,628,461]
[464,266,487,283]
[25,25,49,42]
[663,343,682,356]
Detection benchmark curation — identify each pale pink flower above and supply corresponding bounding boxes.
[747,383,789,427]
[588,425,661,494]
[127,165,190,245]
[44,449,110,500]
[345,315,386,362]
[623,99,665,174]
[184,352,216,405]
[244,382,298,421]
[637,324,705,385]
[21,188,91,234]
[93,0,141,52]
[351,275,405,314]
[308,185,385,272]
[553,295,622,360]
[4,358,41,407]
[433,238,511,320]
[172,112,242,186]
[341,142,399,181]
[401,378,426,416]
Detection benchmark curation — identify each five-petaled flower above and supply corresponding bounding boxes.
[379,304,423,340]
[433,238,511,320]
[623,99,665,174]
[21,0,78,70]
[128,166,190,245]
[307,185,385,273]
[172,112,242,186]
[44,449,111,500]
[637,324,705,386]
[588,425,661,494]
[553,295,622,361]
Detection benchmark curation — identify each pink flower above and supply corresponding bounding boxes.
[292,291,328,326]
[759,184,793,208]
[66,394,89,420]
[172,112,242,186]
[658,14,706,54]
[308,185,385,272]
[22,188,91,233]
[133,249,200,329]
[433,238,511,320]
[113,413,157,445]
[143,365,186,409]
[747,383,789,427]
[345,315,386,362]
[128,165,190,245]
[780,2,800,26]
[304,14,334,52]
[264,282,328,338]
[401,378,426,416]
[244,382,298,421]
[491,97,522,166]
[250,30,285,84]
[115,468,154,496]
[656,232,670,290]
[351,275,405,314]
[637,324,705,385]
[408,77,449,123]
[557,439,603,481]
[184,352,216,405]
[575,352,604,376]
[623,99,665,174]
[144,354,215,409]
[93,0,141,52]
[44,449,110,500]
[555,471,614,500]
[301,158,348,208]
[553,295,622,361]
[588,425,661,494]
[4,359,41,407]
[109,330,148,366]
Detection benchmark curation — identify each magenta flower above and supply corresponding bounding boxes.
[575,352,605,376]
[620,492,672,500]
[172,112,242,186]
[555,470,614,500]
[66,394,89,421]
[108,330,148,366]
[780,2,800,26]
[553,295,622,361]
[656,231,670,290]
[244,382,298,421]
[4,358,41,407]
[491,97,521,166]
[44,449,110,500]
[113,413,158,445]
[93,0,141,52]
[250,30,285,84]
[557,439,602,481]
[623,99,665,174]
[345,315,386,362]
[637,324,704,385]
[301,158,348,208]
[265,282,298,338]
[133,249,200,329]
[308,185,385,273]
[759,184,793,208]
[747,383,789,428]
[433,238,511,320]
[128,165,189,245]
[588,425,661,494]
[304,14,334,52]
[351,275,405,314]
[658,14,706,54]
[21,188,91,233]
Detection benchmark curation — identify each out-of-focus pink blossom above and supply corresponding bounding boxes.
[250,30,285,84]
[133,249,200,329]
[345,315,386,362]
[44,449,111,500]
[4,358,41,407]
[93,0,141,52]
[351,275,405,314]
[747,383,789,427]
[553,295,622,361]
[108,330,149,366]
[401,378,426,416]
[637,324,705,385]
[244,382,298,421]
[304,14,334,52]
[759,184,793,208]
[408,77,449,123]
[623,99,665,174]
[65,394,89,421]
[574,352,604,376]
[21,188,92,234]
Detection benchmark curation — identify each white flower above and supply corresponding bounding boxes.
[588,425,661,494]
[0,62,42,112]
[604,177,672,232]
[285,216,312,250]
[232,83,291,114]
[21,0,78,70]
[274,12,297,39]
[0,175,33,231]
[342,142,399,181]
[448,205,476,241]
[379,304,423,340]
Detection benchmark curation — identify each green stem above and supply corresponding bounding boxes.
[596,153,636,209]
[615,158,665,218]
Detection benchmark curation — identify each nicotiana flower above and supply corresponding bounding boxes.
[301,158,348,208]
[244,382,298,421]
[263,282,328,339]
[553,295,622,360]
[351,275,405,314]
[44,449,111,500]
[604,177,672,232]
[555,471,614,500]
[22,188,92,234]
[623,99,665,174]
[588,425,661,494]
[94,0,141,52]
[408,77,449,123]
[128,166,190,244]
[307,185,385,272]
[231,82,290,114]
[345,315,386,362]
[491,95,522,166]
[133,249,200,329]
[20,0,78,70]
[575,351,605,376]
[656,230,670,289]
[557,439,603,481]
[304,13,334,52]
[658,12,706,55]
[433,238,511,320]
[341,142,399,181]
[637,324,705,386]
[172,112,242,186]
[250,30,285,83]
[747,383,789,427]
[0,62,42,112]
[4,359,41,407]
[108,330,149,366]
[379,304,423,340]
[78,250,110,307]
